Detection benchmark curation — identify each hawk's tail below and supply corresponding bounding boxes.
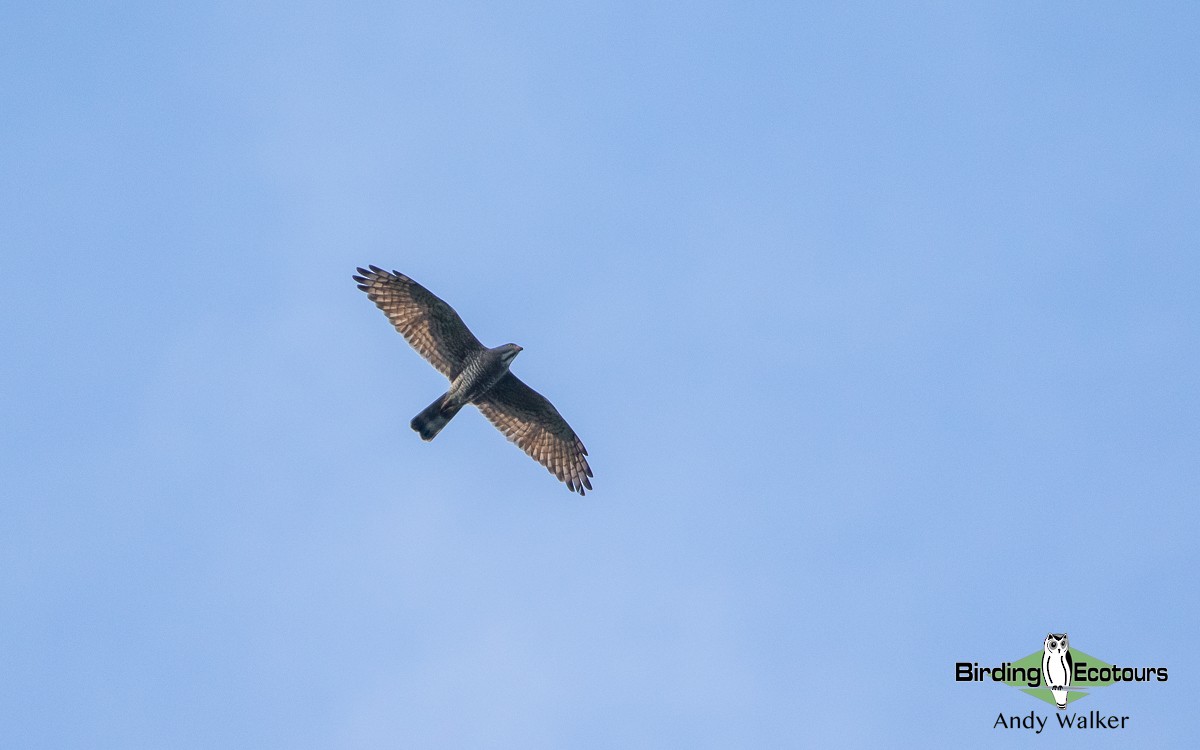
[411,393,462,441]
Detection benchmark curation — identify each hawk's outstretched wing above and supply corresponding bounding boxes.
[476,373,593,495]
[353,266,485,378]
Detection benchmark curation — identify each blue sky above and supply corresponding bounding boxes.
[2,2,1197,747]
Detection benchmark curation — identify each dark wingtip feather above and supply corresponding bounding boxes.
[368,264,385,274]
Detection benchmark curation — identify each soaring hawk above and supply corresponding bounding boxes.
[354,266,593,495]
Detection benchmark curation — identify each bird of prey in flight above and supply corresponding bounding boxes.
[354,266,593,495]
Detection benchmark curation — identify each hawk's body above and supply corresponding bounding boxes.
[410,345,519,441]
[354,266,593,495]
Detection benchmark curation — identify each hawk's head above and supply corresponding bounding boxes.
[499,343,523,365]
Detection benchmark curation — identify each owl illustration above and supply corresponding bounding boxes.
[1042,633,1072,709]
